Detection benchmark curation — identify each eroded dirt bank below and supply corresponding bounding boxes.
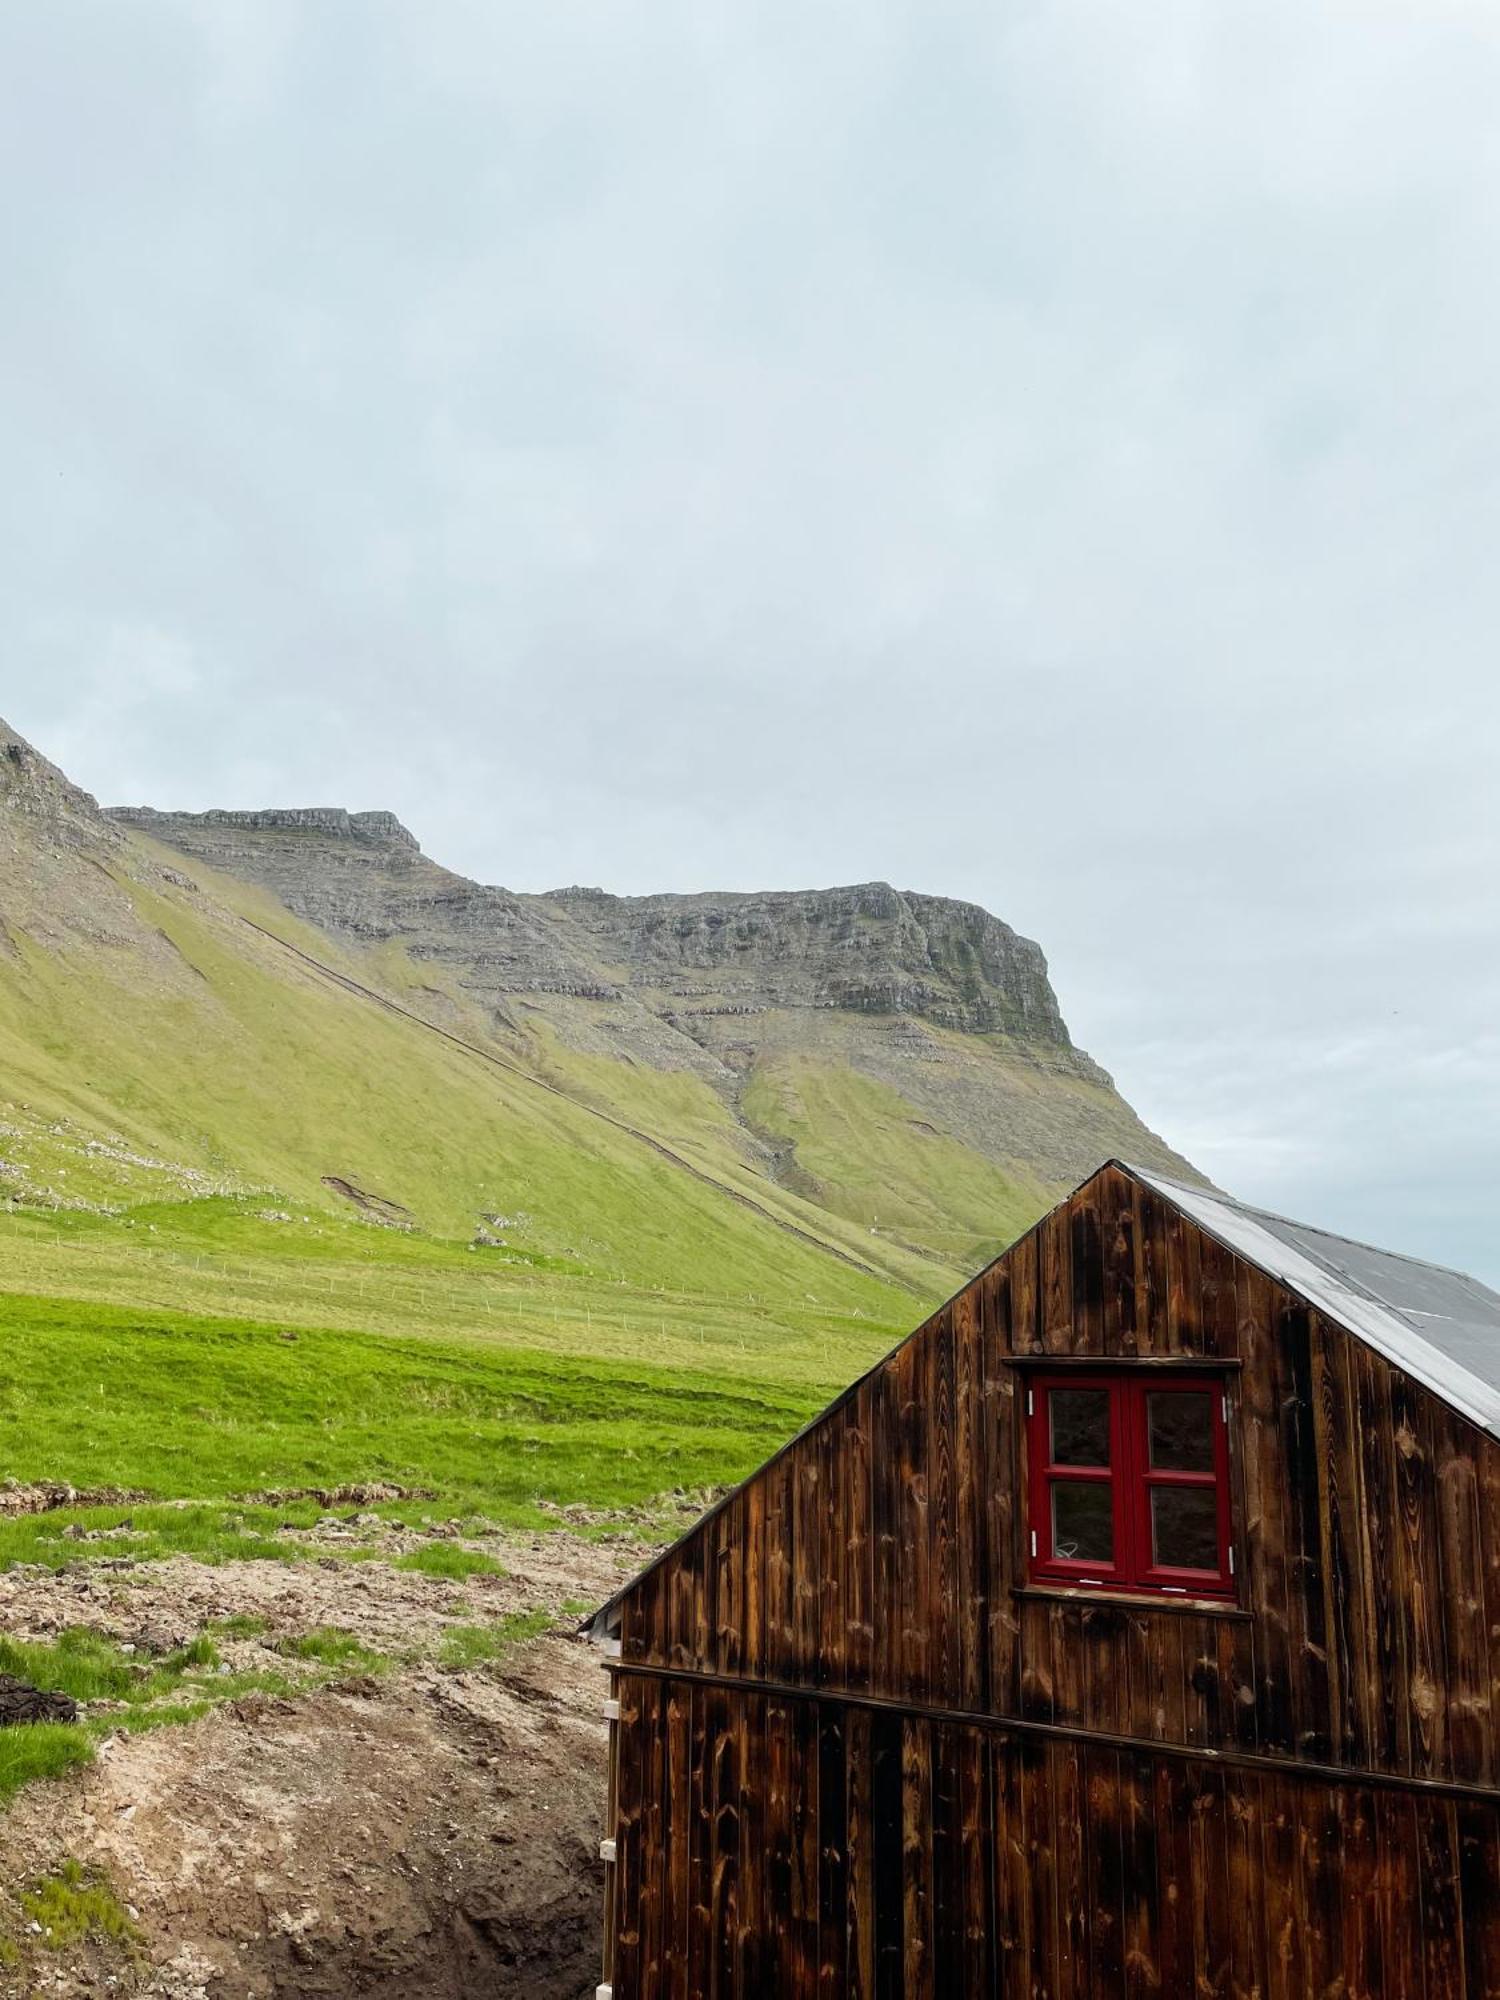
[0,1527,646,1998]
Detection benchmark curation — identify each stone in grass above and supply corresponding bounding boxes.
[0,1674,79,1725]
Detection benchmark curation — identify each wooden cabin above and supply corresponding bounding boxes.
[585,1159,1500,1996]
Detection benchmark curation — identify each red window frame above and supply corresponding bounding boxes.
[1026,1372,1235,1599]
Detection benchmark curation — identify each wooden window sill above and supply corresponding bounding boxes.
[1013,1583,1251,1621]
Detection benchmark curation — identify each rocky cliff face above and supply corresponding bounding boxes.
[107,807,1081,1054]
[2,722,123,854]
[545,880,1072,1041]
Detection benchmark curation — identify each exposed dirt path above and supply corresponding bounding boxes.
[0,1529,645,1998]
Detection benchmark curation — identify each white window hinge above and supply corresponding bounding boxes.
[1027,1388,1035,1417]
[1222,1392,1230,1423]
[1228,1546,1236,1576]
[599,1838,617,1864]
[1030,1530,1037,1558]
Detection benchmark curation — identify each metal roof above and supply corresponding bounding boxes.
[1129,1165,1500,1441]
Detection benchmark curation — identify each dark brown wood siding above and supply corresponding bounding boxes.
[619,1164,1500,1793]
[608,1671,1500,2000]
[604,1163,1500,1993]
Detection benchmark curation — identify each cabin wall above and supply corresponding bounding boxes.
[618,1165,1500,1791]
[607,1668,1500,2000]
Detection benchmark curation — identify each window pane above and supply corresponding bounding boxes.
[1147,1391,1214,1472]
[1049,1389,1111,1466]
[1052,1482,1114,1563]
[1151,1487,1220,1571]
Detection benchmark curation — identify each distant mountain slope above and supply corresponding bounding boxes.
[3,718,942,1310]
[105,802,1196,1273]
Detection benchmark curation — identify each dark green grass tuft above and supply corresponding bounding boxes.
[0,1725,95,1806]
[438,1609,552,1670]
[275,1627,386,1672]
[21,1857,140,1949]
[393,1545,506,1581]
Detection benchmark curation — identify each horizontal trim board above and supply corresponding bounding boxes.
[1011,1583,1252,1621]
[1004,1353,1243,1371]
[607,1660,1500,1810]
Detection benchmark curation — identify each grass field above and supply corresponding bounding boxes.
[0,1276,892,1571]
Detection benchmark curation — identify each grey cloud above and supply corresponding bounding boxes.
[4,0,1499,1275]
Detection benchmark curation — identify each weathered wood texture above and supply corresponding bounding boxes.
[619,1164,1500,1792]
[608,1672,1499,2000]
[606,1163,1500,1994]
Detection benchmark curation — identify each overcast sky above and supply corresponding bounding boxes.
[4,1,1498,1279]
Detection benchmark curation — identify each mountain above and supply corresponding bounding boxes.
[105,802,1194,1270]
[0,713,1193,1383]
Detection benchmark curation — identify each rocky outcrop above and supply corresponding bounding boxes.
[112,806,420,850]
[551,880,1073,1042]
[1,720,123,853]
[103,809,1078,1050]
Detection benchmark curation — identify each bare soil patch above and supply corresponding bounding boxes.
[0,1529,645,1998]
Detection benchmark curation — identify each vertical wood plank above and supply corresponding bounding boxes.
[872,1711,905,2000]
[844,1386,874,1697]
[1392,1366,1450,1780]
[734,1692,764,2000]
[1417,1795,1465,1999]
[1054,1739,1087,1999]
[640,1677,667,1997]
[817,1705,848,2000]
[742,1476,766,1684]
[1352,1344,1410,1775]
[1011,1225,1042,1355]
[1134,1183,1169,1356]
[664,1679,692,2000]
[708,1685,740,2000]
[1085,1748,1127,1998]
[1281,1302,1334,1762]
[1099,1165,1140,1358]
[954,1283,989,1714]
[845,1705,875,2000]
[792,1695,820,2000]
[793,1437,822,1688]
[901,1717,935,2000]
[1432,1404,1489,1787]
[929,1309,961,1710]
[614,1674,650,2000]
[765,1695,794,1999]
[1119,1751,1159,2000]
[1069,1180,1104,1355]
[1040,1206,1074,1352]
[1310,1315,1364,1767]
[817,1412,846,1691]
[930,1723,964,2000]
[1458,1800,1500,2000]
[894,1338,932,1703]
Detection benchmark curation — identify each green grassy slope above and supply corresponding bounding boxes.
[0,852,933,1311]
[0,721,1189,1581]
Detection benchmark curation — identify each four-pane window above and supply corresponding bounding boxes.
[1026,1374,1234,1598]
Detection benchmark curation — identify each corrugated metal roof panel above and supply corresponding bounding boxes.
[1130,1166,1500,1440]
